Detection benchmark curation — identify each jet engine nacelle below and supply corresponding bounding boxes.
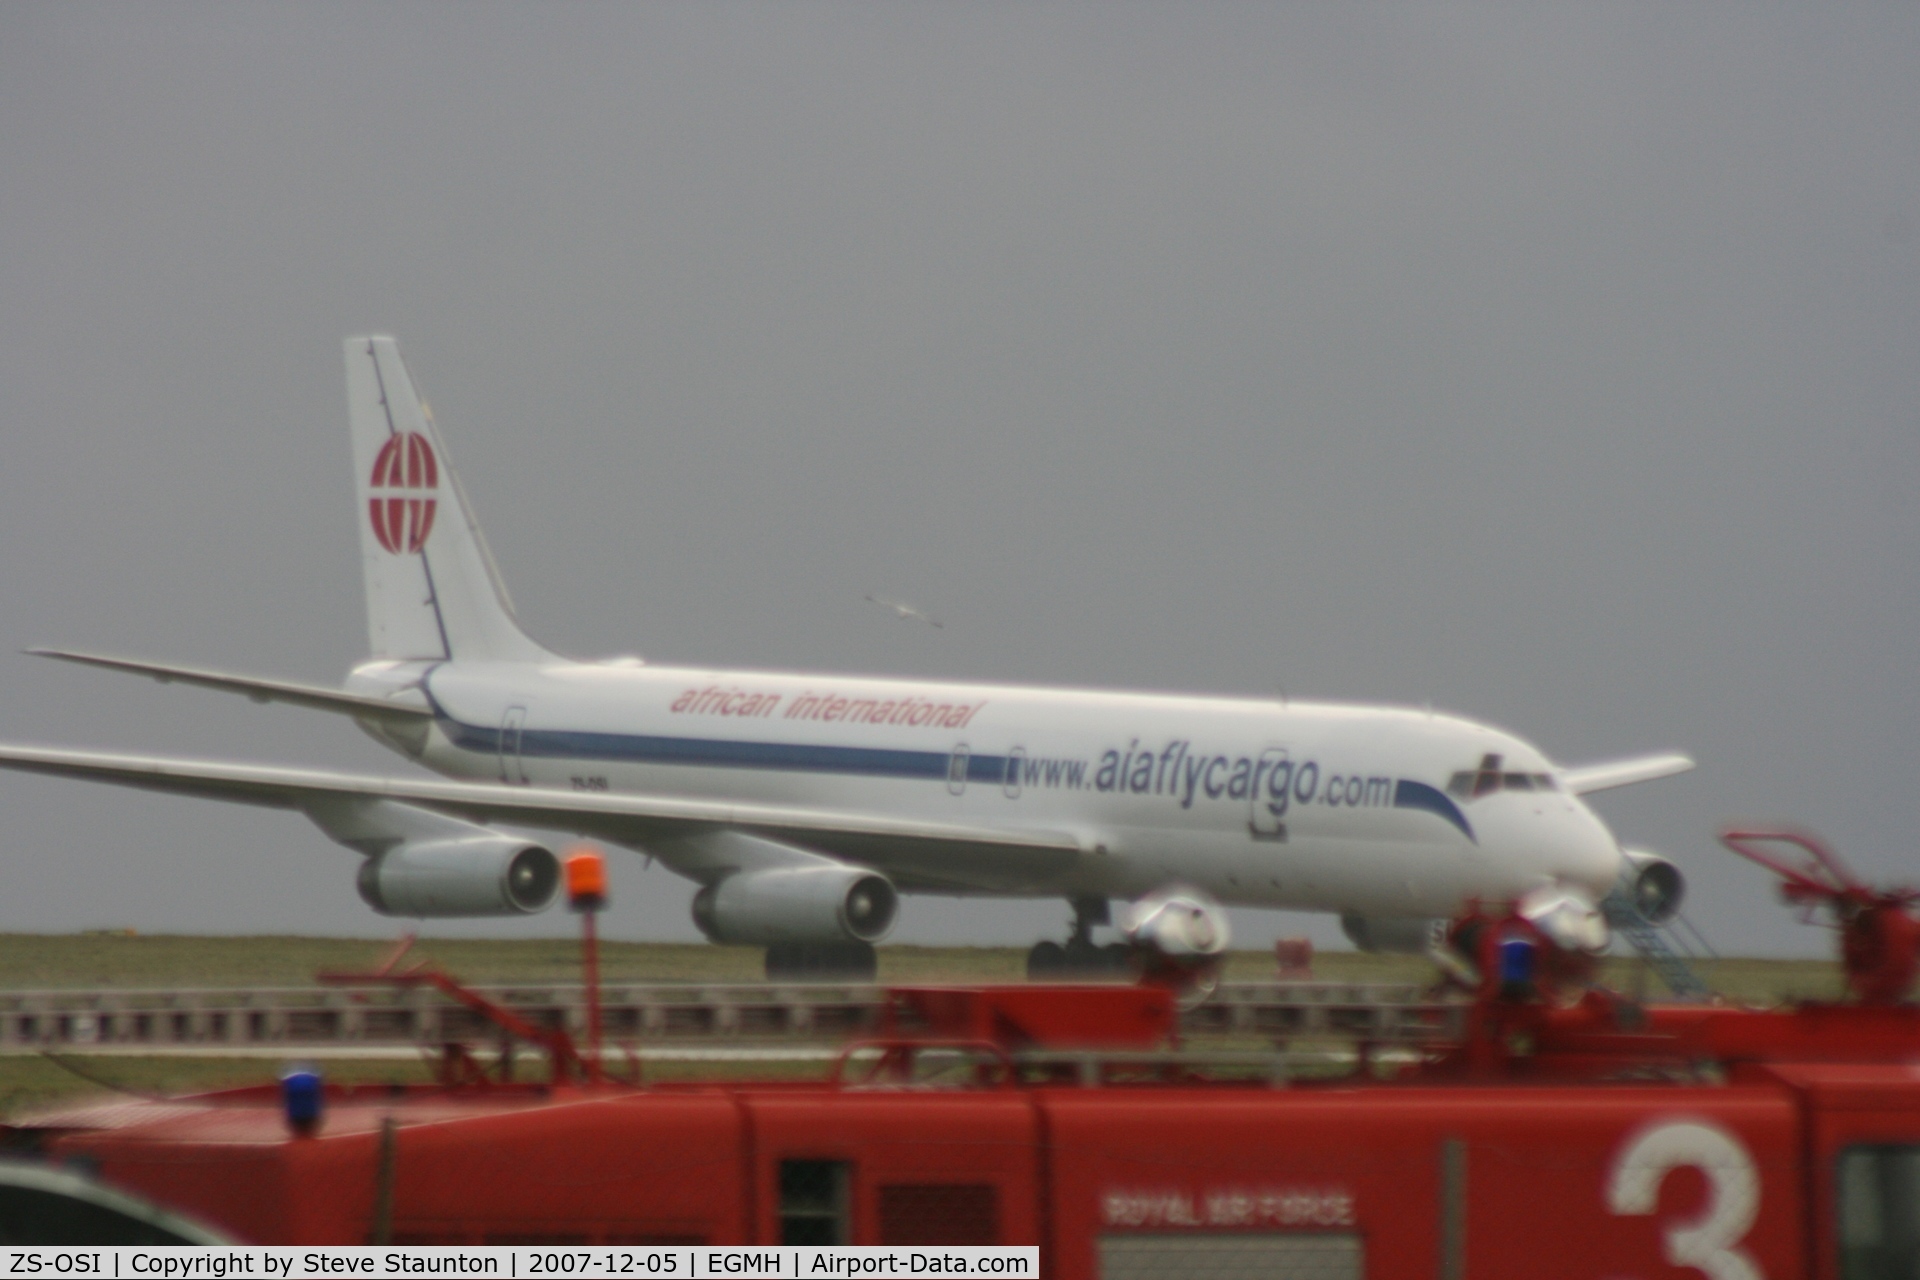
[1341,913,1444,954]
[1619,847,1685,925]
[691,865,898,945]
[356,836,560,917]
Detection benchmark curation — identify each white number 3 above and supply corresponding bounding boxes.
[1607,1118,1764,1280]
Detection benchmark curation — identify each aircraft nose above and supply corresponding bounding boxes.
[1550,801,1624,897]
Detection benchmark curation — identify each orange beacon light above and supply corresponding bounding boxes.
[566,848,608,912]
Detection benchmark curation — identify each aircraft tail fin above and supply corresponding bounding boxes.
[344,336,555,664]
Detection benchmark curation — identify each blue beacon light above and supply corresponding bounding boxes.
[281,1067,323,1136]
[1497,936,1538,1001]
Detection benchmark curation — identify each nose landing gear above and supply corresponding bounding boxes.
[1026,896,1133,979]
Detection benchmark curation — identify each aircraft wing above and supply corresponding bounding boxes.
[1559,752,1696,795]
[26,650,432,728]
[0,744,1084,890]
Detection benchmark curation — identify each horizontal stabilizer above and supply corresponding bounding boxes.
[1559,752,1696,795]
[26,649,432,727]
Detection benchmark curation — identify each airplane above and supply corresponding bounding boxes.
[0,337,1698,980]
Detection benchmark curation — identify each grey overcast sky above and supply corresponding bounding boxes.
[0,4,1915,956]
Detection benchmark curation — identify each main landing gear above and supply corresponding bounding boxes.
[1026,895,1133,979]
[764,941,878,983]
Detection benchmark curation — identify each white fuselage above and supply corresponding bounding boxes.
[351,657,1625,918]
[0,338,1680,942]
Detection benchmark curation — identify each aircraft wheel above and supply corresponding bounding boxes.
[1062,938,1105,975]
[1026,940,1066,979]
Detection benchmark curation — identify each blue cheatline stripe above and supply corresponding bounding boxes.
[441,711,1472,829]
[967,754,1012,785]
[1392,780,1476,842]
[443,716,1012,784]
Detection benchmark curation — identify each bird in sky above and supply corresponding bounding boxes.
[864,594,943,628]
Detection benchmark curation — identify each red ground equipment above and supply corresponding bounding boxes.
[13,829,1920,1278]
[1721,826,1920,1004]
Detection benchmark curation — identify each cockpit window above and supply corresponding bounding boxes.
[1446,755,1559,799]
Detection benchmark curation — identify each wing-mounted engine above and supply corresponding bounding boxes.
[649,829,899,947]
[691,865,897,945]
[356,836,559,916]
[303,796,560,918]
[1616,847,1686,925]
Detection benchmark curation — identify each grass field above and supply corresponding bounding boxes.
[0,933,1848,1117]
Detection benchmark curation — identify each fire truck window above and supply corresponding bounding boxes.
[1098,1233,1363,1280]
[1839,1145,1920,1279]
[0,1185,205,1245]
[780,1160,850,1245]
[880,1184,998,1245]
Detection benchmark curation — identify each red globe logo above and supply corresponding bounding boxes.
[368,432,439,555]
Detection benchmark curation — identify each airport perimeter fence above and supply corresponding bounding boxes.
[0,982,1459,1053]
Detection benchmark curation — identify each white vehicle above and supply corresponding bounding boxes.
[0,338,1696,979]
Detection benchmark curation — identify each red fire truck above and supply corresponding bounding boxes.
[8,830,1920,1278]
